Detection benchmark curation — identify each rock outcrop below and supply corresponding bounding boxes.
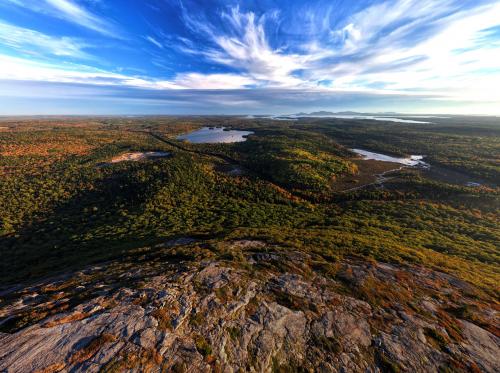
[0,240,498,372]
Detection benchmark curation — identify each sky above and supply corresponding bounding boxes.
[0,0,500,115]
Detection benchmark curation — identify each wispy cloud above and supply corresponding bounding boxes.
[45,0,119,37]
[0,20,91,59]
[307,0,500,101]
[178,5,309,88]
[0,54,127,85]
[171,72,255,89]
[0,53,255,90]
[175,1,500,99]
[145,35,163,49]
[1,0,499,114]
[5,79,482,116]
[211,8,306,87]
[4,0,120,37]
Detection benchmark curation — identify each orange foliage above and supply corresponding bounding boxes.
[0,141,94,157]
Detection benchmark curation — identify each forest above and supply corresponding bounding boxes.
[0,116,498,296]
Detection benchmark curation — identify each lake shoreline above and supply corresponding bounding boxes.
[177,127,254,143]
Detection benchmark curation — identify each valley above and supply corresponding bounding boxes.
[0,115,498,372]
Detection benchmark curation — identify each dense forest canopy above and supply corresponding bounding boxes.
[0,116,498,295]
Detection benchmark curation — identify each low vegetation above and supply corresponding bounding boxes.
[0,116,498,301]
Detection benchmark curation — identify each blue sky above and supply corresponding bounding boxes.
[0,0,500,115]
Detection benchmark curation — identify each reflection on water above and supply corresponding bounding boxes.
[177,127,254,143]
[367,116,430,124]
[243,114,431,123]
[302,115,431,123]
[352,148,429,167]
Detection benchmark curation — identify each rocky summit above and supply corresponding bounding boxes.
[1,240,498,372]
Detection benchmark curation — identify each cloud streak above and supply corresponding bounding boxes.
[48,0,113,35]
[4,0,121,37]
[0,21,91,59]
[171,0,500,103]
[0,0,499,114]
[306,0,500,101]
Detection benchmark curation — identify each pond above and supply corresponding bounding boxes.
[352,148,429,168]
[177,127,254,143]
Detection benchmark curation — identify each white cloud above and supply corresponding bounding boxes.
[44,0,118,36]
[146,36,163,49]
[174,1,500,100]
[306,0,500,102]
[0,54,127,85]
[212,9,305,87]
[180,6,310,88]
[171,73,255,89]
[3,0,120,38]
[0,21,90,59]
[0,53,255,91]
[177,0,500,103]
[1,0,500,114]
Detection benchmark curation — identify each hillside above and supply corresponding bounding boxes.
[0,116,499,372]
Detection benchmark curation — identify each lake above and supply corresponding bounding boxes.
[177,127,254,143]
[352,148,429,167]
[243,114,431,123]
[295,115,431,123]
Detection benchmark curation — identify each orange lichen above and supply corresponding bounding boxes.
[69,333,117,364]
[34,363,66,373]
[43,312,90,328]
